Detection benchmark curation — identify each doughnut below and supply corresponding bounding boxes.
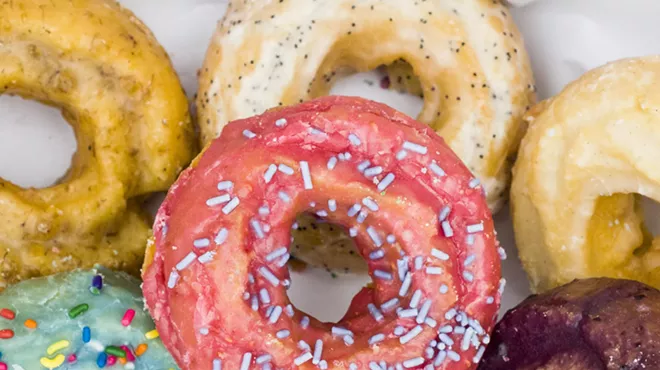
[143,96,503,370]
[196,0,536,213]
[0,267,178,369]
[511,57,660,293]
[478,278,660,370]
[0,0,196,289]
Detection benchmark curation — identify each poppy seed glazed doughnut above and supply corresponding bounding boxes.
[0,0,196,288]
[197,0,536,213]
[143,96,503,370]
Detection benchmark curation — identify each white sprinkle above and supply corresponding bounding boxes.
[167,270,179,288]
[268,306,283,324]
[469,178,481,188]
[378,173,395,191]
[387,234,396,244]
[327,156,338,170]
[194,238,211,248]
[313,339,324,365]
[284,304,294,317]
[278,164,294,175]
[461,328,476,351]
[381,298,399,311]
[319,360,328,370]
[399,273,412,297]
[374,270,393,280]
[259,289,271,305]
[308,127,325,135]
[357,160,371,173]
[317,210,328,217]
[486,296,495,304]
[259,267,280,286]
[348,133,361,146]
[214,228,230,245]
[294,352,313,366]
[349,364,358,370]
[463,271,474,282]
[369,249,385,260]
[397,257,408,281]
[498,247,507,260]
[176,252,196,271]
[447,351,460,362]
[397,309,418,318]
[206,194,231,207]
[349,227,358,237]
[256,355,272,365]
[410,290,422,308]
[438,206,451,221]
[428,162,445,177]
[396,150,408,160]
[367,226,383,247]
[278,191,291,203]
[213,358,222,370]
[439,334,454,346]
[357,211,368,223]
[250,219,265,239]
[369,333,385,345]
[222,197,240,214]
[464,255,476,266]
[431,248,450,261]
[326,200,337,212]
[243,130,257,139]
[369,362,382,370]
[393,326,405,336]
[240,353,253,370]
[300,316,310,329]
[266,247,288,262]
[473,346,486,364]
[416,300,432,324]
[434,351,447,366]
[445,309,457,320]
[248,274,255,284]
[300,161,313,189]
[426,267,443,275]
[425,318,437,328]
[469,319,485,335]
[396,363,404,370]
[439,325,453,334]
[483,335,491,345]
[441,221,454,237]
[368,303,384,322]
[217,181,233,192]
[298,341,311,351]
[275,118,287,127]
[499,278,507,294]
[282,279,291,289]
[439,284,449,294]
[399,325,423,344]
[343,335,354,345]
[331,327,353,337]
[263,164,277,183]
[414,256,424,270]
[454,327,466,334]
[466,234,475,246]
[197,251,215,264]
[362,197,379,211]
[403,141,428,154]
[347,204,362,217]
[243,292,250,300]
[403,357,424,368]
[425,347,435,359]
[466,223,484,233]
[364,166,383,177]
[199,327,209,336]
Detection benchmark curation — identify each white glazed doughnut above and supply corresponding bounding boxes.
[197,0,536,212]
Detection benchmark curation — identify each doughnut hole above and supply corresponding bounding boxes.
[586,194,660,287]
[0,95,77,188]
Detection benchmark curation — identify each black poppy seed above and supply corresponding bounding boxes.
[352,23,356,27]
[278,102,283,106]
[456,97,461,101]
[445,95,449,99]
[473,72,478,77]
[389,18,393,21]
[425,55,430,59]
[351,5,355,9]
[431,87,436,91]
[479,155,484,159]
[347,31,352,35]
[471,84,475,88]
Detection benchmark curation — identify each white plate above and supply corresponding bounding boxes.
[1,0,659,323]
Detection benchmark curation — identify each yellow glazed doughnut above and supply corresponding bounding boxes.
[197,0,536,212]
[512,56,660,293]
[0,0,196,289]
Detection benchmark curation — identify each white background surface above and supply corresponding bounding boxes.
[2,0,660,322]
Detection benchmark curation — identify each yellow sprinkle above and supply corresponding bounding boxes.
[40,354,65,369]
[46,340,70,355]
[145,329,159,339]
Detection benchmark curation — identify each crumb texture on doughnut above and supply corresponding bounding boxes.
[197,0,536,212]
[0,0,196,289]
[0,267,178,369]
[143,96,502,370]
[478,278,660,370]
[511,56,660,293]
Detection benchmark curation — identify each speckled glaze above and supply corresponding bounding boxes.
[478,278,660,370]
[0,267,179,369]
[511,57,660,293]
[0,0,196,289]
[197,0,536,213]
[143,97,502,370]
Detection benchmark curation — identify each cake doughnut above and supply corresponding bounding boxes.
[511,57,660,293]
[143,96,503,370]
[478,278,660,370]
[0,0,196,289]
[0,267,178,369]
[196,0,536,212]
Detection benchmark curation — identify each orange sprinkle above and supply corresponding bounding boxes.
[135,343,148,357]
[24,319,37,329]
[119,358,127,365]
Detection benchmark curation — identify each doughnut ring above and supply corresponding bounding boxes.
[196,0,536,212]
[143,97,502,369]
[0,0,196,289]
[511,57,660,293]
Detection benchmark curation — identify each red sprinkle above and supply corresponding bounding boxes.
[0,329,14,339]
[68,354,77,363]
[0,362,7,370]
[0,309,15,320]
[121,309,136,327]
[107,355,117,366]
[120,345,136,362]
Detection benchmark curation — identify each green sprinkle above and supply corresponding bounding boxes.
[331,273,338,279]
[89,287,100,295]
[105,346,126,358]
[68,303,89,319]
